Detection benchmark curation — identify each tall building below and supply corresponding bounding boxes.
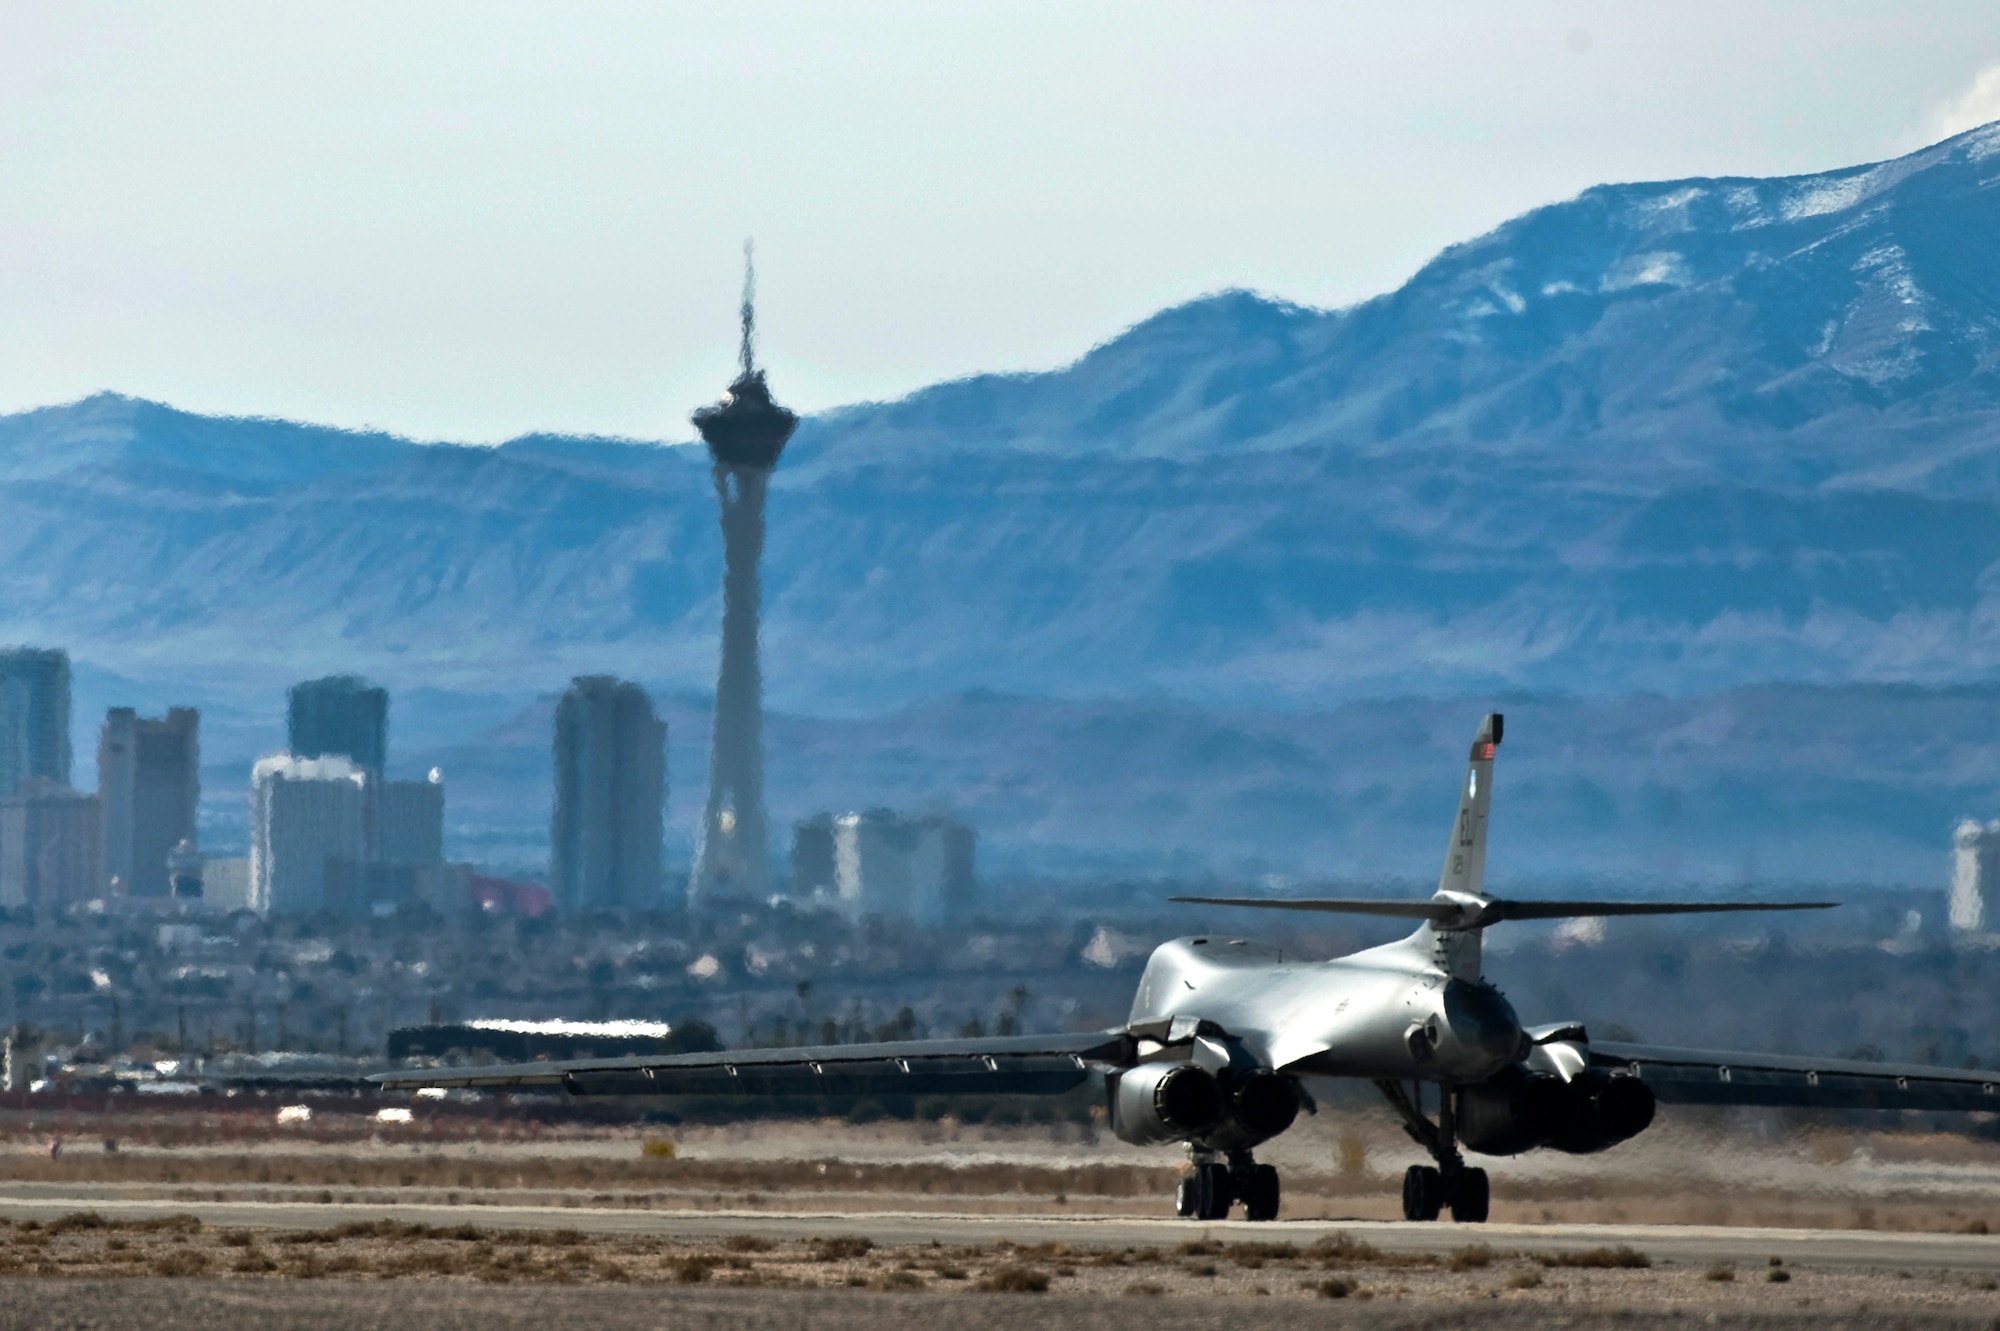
[287,675,388,772]
[249,754,368,914]
[0,778,102,908]
[0,648,71,797]
[379,773,445,866]
[1951,818,2000,934]
[98,706,200,898]
[551,676,666,912]
[795,809,976,923]
[320,772,448,917]
[689,247,796,907]
[792,813,837,896]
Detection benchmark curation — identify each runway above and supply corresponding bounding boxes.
[0,1195,1994,1274]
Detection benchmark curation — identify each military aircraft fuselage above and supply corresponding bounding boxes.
[1130,933,1525,1085]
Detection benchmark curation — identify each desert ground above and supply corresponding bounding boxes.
[5,1100,1999,1232]
[0,1102,1997,1328]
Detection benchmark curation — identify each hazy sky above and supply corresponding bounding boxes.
[5,3,2000,442]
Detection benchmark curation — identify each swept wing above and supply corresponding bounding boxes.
[1590,1040,2000,1113]
[371,1029,1131,1097]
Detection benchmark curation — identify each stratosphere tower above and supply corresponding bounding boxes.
[689,245,796,906]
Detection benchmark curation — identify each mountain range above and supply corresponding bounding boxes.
[12,123,2000,884]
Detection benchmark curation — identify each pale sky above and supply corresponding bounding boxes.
[4,2,2000,443]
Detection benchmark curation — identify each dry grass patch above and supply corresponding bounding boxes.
[1537,1244,1650,1269]
[1226,1241,1296,1268]
[1310,1232,1384,1266]
[869,1269,925,1291]
[1446,1243,1495,1271]
[808,1235,874,1262]
[975,1265,1050,1292]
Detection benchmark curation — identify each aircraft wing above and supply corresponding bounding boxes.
[370,1029,1133,1098]
[1590,1040,2000,1113]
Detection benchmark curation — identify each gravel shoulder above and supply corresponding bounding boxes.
[0,1211,1996,1328]
[8,1278,2000,1331]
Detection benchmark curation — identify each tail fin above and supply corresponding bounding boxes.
[1439,712,1502,900]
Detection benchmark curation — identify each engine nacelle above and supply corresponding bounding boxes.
[1231,1071,1300,1139]
[1456,1067,1571,1156]
[1109,1061,1225,1145]
[1457,1068,1655,1157]
[1547,1071,1655,1154]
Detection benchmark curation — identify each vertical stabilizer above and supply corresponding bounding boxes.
[1430,712,1501,980]
[1437,713,1502,901]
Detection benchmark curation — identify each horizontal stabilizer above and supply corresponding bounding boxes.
[1170,896,1456,920]
[1170,895,1836,931]
[1492,899,1836,921]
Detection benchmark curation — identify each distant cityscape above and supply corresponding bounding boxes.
[1,633,1999,1086]
[0,645,975,926]
[0,278,980,932]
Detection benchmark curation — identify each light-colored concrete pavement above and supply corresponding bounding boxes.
[0,1195,1994,1273]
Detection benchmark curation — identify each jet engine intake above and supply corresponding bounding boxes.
[1110,1061,1225,1146]
[1456,1067,1655,1157]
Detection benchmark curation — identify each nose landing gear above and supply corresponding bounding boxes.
[1376,1080,1490,1223]
[1176,1148,1282,1221]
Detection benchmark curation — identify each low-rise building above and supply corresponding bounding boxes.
[200,856,252,912]
[324,859,469,917]
[793,809,975,923]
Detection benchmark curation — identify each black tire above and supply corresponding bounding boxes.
[1243,1163,1281,1221]
[1174,1173,1199,1218]
[1448,1167,1489,1223]
[1401,1164,1443,1221]
[1198,1161,1234,1220]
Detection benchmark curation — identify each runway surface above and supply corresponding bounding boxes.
[0,1195,1994,1273]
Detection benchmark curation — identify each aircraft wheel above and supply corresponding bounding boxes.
[1400,1164,1443,1221]
[1174,1173,1199,1218]
[1197,1161,1234,1221]
[1243,1164,1281,1222]
[1448,1167,1489,1224]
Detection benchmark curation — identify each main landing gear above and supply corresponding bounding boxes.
[1374,1079,1489,1223]
[1175,1148,1281,1222]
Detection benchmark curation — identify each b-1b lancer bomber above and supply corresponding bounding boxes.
[379,715,2000,1222]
